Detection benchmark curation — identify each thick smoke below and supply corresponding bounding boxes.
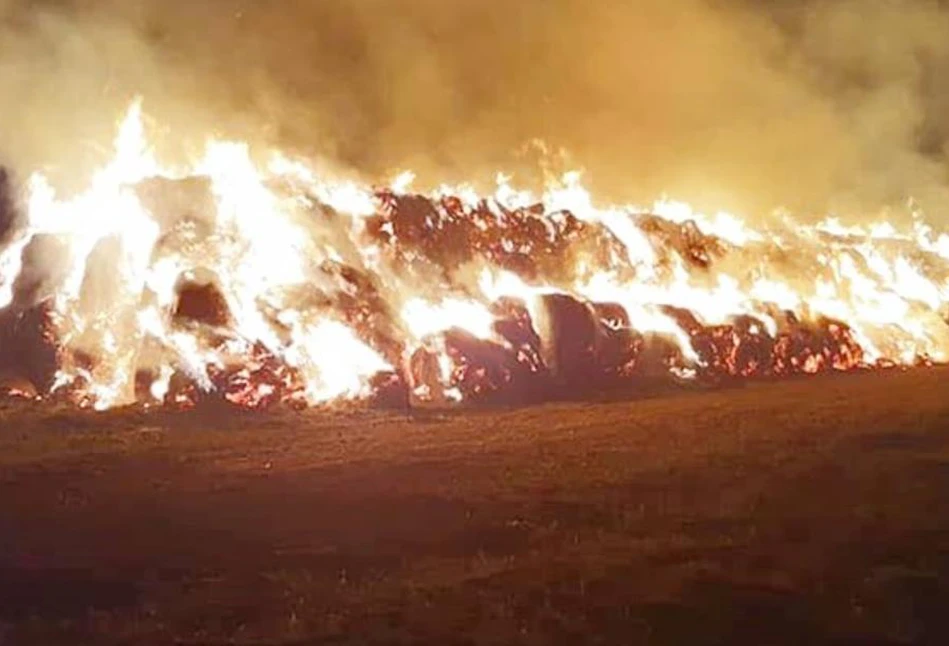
[1,0,949,218]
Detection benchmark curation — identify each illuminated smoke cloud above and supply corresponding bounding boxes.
[1,1,949,215]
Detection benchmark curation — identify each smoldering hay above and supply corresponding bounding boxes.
[0,101,948,410]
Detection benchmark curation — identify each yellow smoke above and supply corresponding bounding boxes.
[0,0,948,219]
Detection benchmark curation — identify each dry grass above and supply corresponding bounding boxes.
[1,368,948,644]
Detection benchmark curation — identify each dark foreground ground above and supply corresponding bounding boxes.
[1,369,948,645]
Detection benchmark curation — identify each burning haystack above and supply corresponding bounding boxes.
[1,101,948,411]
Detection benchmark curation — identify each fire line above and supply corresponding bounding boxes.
[1,100,948,411]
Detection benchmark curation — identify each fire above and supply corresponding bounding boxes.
[1,99,948,411]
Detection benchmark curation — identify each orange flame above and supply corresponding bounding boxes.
[1,99,947,410]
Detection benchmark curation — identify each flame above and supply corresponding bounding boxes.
[401,298,496,341]
[1,98,949,410]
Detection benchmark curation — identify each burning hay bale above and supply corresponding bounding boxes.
[0,302,61,393]
[591,303,645,382]
[443,327,543,405]
[659,305,867,380]
[769,314,866,375]
[0,101,947,412]
[319,262,406,368]
[407,339,449,405]
[534,293,601,395]
[367,370,410,410]
[9,234,73,306]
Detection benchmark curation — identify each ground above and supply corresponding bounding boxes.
[1,368,948,645]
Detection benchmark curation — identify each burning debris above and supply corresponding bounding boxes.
[1,101,949,411]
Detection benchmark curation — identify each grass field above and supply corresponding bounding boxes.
[2,368,948,645]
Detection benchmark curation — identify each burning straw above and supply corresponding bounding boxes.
[1,103,948,411]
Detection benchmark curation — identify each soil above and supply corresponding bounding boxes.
[1,368,948,645]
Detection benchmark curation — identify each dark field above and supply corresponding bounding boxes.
[1,369,948,645]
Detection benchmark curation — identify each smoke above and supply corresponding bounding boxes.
[1,0,949,218]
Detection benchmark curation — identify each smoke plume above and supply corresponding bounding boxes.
[1,0,949,219]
